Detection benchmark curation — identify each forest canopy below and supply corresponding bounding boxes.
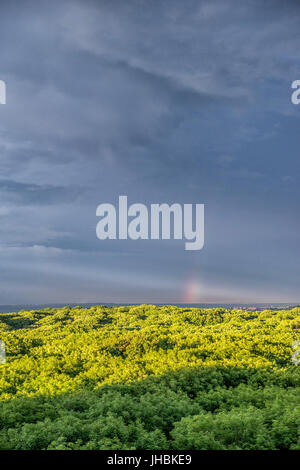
[0,304,299,450]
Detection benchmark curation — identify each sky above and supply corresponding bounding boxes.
[0,0,300,305]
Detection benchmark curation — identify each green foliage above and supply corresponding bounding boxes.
[0,305,299,449]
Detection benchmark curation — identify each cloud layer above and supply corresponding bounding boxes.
[0,0,299,304]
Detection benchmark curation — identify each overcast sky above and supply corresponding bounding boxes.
[0,0,300,305]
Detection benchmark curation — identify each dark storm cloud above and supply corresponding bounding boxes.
[0,179,82,205]
[0,0,300,304]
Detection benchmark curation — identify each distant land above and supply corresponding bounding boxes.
[0,302,299,313]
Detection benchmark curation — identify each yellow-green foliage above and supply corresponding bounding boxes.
[0,305,299,449]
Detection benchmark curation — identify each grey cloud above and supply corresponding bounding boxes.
[0,179,82,205]
[0,0,299,304]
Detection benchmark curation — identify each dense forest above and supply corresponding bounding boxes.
[0,304,299,450]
